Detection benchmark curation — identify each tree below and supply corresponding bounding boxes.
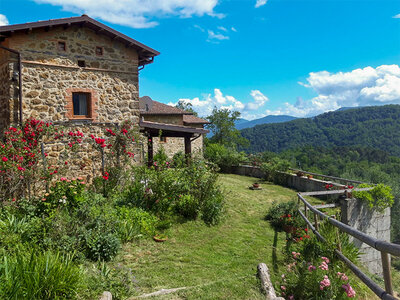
[206,107,248,149]
[175,100,198,116]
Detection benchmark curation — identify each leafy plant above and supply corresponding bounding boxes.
[353,183,394,212]
[265,201,304,231]
[0,249,83,299]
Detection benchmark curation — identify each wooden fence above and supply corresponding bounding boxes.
[297,189,400,300]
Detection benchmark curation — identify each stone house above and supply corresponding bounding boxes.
[0,15,208,175]
[139,96,209,161]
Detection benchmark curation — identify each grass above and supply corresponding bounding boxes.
[104,174,391,299]
[111,174,298,299]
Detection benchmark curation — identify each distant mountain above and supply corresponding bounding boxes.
[236,115,298,130]
[240,105,400,156]
[235,118,249,126]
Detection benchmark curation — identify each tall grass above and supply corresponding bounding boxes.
[0,249,83,299]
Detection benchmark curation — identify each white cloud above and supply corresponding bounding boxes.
[172,65,400,120]
[207,29,229,41]
[169,89,271,120]
[247,90,269,110]
[393,14,400,18]
[0,14,9,26]
[277,64,400,117]
[255,0,267,8]
[33,0,222,28]
[231,26,237,32]
[217,26,227,32]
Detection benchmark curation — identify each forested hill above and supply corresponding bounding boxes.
[240,105,400,156]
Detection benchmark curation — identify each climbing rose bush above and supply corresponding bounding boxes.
[0,119,56,200]
[279,254,357,299]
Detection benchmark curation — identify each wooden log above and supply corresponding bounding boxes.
[257,263,284,300]
[100,291,112,300]
[137,287,187,298]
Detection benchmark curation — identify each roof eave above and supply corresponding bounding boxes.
[0,15,160,60]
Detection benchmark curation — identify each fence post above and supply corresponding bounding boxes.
[314,212,319,231]
[41,142,49,193]
[381,252,393,296]
[304,202,309,231]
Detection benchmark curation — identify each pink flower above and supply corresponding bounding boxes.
[319,261,329,271]
[337,272,348,281]
[342,284,356,297]
[280,285,286,291]
[308,265,316,272]
[60,177,67,181]
[292,252,300,259]
[2,157,8,162]
[321,257,330,264]
[289,296,294,300]
[319,275,331,290]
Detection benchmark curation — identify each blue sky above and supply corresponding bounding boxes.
[1,0,400,119]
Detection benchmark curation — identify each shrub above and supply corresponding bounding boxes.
[84,230,121,261]
[38,177,86,215]
[174,194,198,219]
[153,146,169,166]
[261,157,291,183]
[265,201,304,232]
[353,183,394,212]
[204,143,246,172]
[0,249,83,299]
[116,207,158,242]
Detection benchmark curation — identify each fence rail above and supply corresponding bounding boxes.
[289,168,368,185]
[297,191,399,299]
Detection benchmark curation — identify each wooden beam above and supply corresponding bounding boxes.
[147,136,153,167]
[184,136,191,165]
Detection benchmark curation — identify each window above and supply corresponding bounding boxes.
[77,60,86,67]
[160,137,167,143]
[95,46,103,56]
[58,41,66,51]
[72,93,90,116]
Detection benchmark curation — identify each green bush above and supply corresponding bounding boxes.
[84,230,121,261]
[0,249,83,299]
[38,178,87,215]
[116,207,158,242]
[204,143,246,172]
[353,183,394,212]
[260,157,291,183]
[118,159,225,225]
[265,201,303,231]
[174,194,198,219]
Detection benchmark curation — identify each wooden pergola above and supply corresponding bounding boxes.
[139,120,209,167]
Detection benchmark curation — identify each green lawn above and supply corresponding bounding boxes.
[113,174,297,299]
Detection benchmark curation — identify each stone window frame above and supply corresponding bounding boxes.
[65,88,98,121]
[95,46,103,56]
[57,41,67,52]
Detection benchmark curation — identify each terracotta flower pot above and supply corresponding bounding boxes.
[253,183,260,188]
[153,235,168,242]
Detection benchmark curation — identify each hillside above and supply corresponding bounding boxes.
[236,115,297,130]
[241,105,400,156]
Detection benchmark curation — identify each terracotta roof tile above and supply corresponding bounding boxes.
[183,114,210,124]
[140,96,189,115]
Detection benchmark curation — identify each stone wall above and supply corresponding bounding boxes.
[0,25,142,179]
[341,199,391,276]
[152,135,204,158]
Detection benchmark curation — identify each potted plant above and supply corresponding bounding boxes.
[253,182,260,188]
[296,171,304,177]
[153,234,168,242]
[307,174,313,179]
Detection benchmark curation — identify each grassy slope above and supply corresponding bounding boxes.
[109,174,395,299]
[115,174,297,299]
